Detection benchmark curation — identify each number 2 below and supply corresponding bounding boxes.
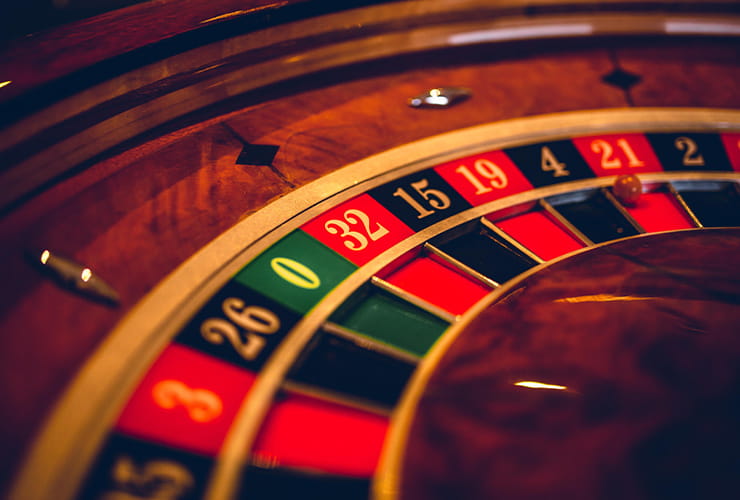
[674,136,705,166]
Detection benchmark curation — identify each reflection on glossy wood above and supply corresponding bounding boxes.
[400,229,740,500]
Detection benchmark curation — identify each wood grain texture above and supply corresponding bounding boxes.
[618,38,740,108]
[0,35,738,495]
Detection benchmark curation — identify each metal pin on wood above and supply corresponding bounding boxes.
[29,248,120,305]
[408,87,471,108]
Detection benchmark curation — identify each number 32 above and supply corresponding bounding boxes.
[324,209,389,251]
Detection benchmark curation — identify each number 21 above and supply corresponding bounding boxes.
[590,138,645,169]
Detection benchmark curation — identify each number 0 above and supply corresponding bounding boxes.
[270,257,321,289]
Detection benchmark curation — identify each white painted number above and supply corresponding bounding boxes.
[107,455,194,500]
[324,209,389,251]
[617,138,646,167]
[591,138,645,169]
[591,139,619,169]
[151,380,223,423]
[540,146,569,177]
[392,178,451,219]
[201,318,266,361]
[200,298,280,361]
[455,159,508,194]
[270,257,321,289]
[223,298,280,333]
[674,136,705,166]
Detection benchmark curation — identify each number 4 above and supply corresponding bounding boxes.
[540,146,569,177]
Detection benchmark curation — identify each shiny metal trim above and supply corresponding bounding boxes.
[479,216,546,265]
[280,380,394,418]
[601,186,647,234]
[668,182,704,228]
[371,276,459,324]
[322,321,423,366]
[424,242,501,288]
[408,87,472,108]
[539,198,596,246]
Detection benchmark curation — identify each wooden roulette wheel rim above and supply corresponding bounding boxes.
[1,1,739,499]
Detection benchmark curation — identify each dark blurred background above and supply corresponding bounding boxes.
[1,0,149,44]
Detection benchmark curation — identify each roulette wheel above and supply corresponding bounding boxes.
[1,0,739,499]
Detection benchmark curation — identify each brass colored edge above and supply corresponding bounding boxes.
[424,242,501,288]
[668,182,704,228]
[479,216,546,264]
[322,322,422,365]
[371,276,459,324]
[10,109,740,500]
[601,186,647,233]
[280,380,393,418]
[539,198,596,245]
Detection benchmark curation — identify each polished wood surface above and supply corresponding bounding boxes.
[0,1,739,494]
[3,0,732,104]
[399,229,740,499]
[0,0,306,102]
